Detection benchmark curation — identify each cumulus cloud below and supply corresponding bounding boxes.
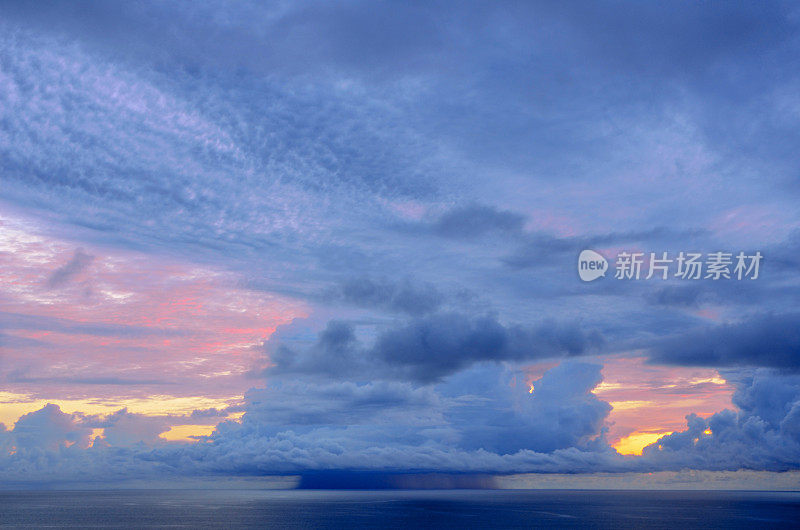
[181,361,620,475]
[449,362,612,454]
[189,407,235,421]
[4,404,207,462]
[10,404,93,451]
[5,364,800,483]
[271,313,604,383]
[98,409,171,447]
[0,362,617,482]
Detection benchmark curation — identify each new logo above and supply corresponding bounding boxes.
[578,249,608,282]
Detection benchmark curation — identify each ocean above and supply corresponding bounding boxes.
[1,489,799,528]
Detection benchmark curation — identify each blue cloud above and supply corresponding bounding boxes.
[650,313,800,370]
[269,313,603,383]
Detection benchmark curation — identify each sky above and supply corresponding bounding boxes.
[1,0,800,488]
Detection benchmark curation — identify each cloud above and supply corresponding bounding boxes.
[503,228,707,270]
[46,248,93,288]
[649,313,800,370]
[431,204,526,239]
[271,313,604,383]
[10,404,92,451]
[238,380,442,434]
[0,361,614,481]
[0,311,180,338]
[189,407,233,421]
[98,409,171,447]
[6,375,174,386]
[269,320,364,380]
[374,314,603,383]
[178,361,620,475]
[646,285,708,308]
[449,362,612,454]
[329,276,443,315]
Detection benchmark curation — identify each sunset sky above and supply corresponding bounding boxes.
[2,1,800,487]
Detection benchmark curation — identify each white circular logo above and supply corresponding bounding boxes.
[578,250,608,282]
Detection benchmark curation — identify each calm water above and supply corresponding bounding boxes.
[1,489,799,529]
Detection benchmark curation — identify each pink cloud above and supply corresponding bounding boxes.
[0,216,307,413]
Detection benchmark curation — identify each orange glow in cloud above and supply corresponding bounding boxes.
[595,356,734,455]
[160,424,217,442]
[520,356,735,456]
[522,361,558,391]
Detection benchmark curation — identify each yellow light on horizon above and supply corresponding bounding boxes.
[0,391,243,428]
[613,431,672,456]
[160,424,216,442]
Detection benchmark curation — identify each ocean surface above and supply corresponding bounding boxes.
[1,489,799,529]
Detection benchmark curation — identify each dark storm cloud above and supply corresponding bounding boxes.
[269,320,363,380]
[649,313,800,370]
[271,313,603,383]
[374,314,603,383]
